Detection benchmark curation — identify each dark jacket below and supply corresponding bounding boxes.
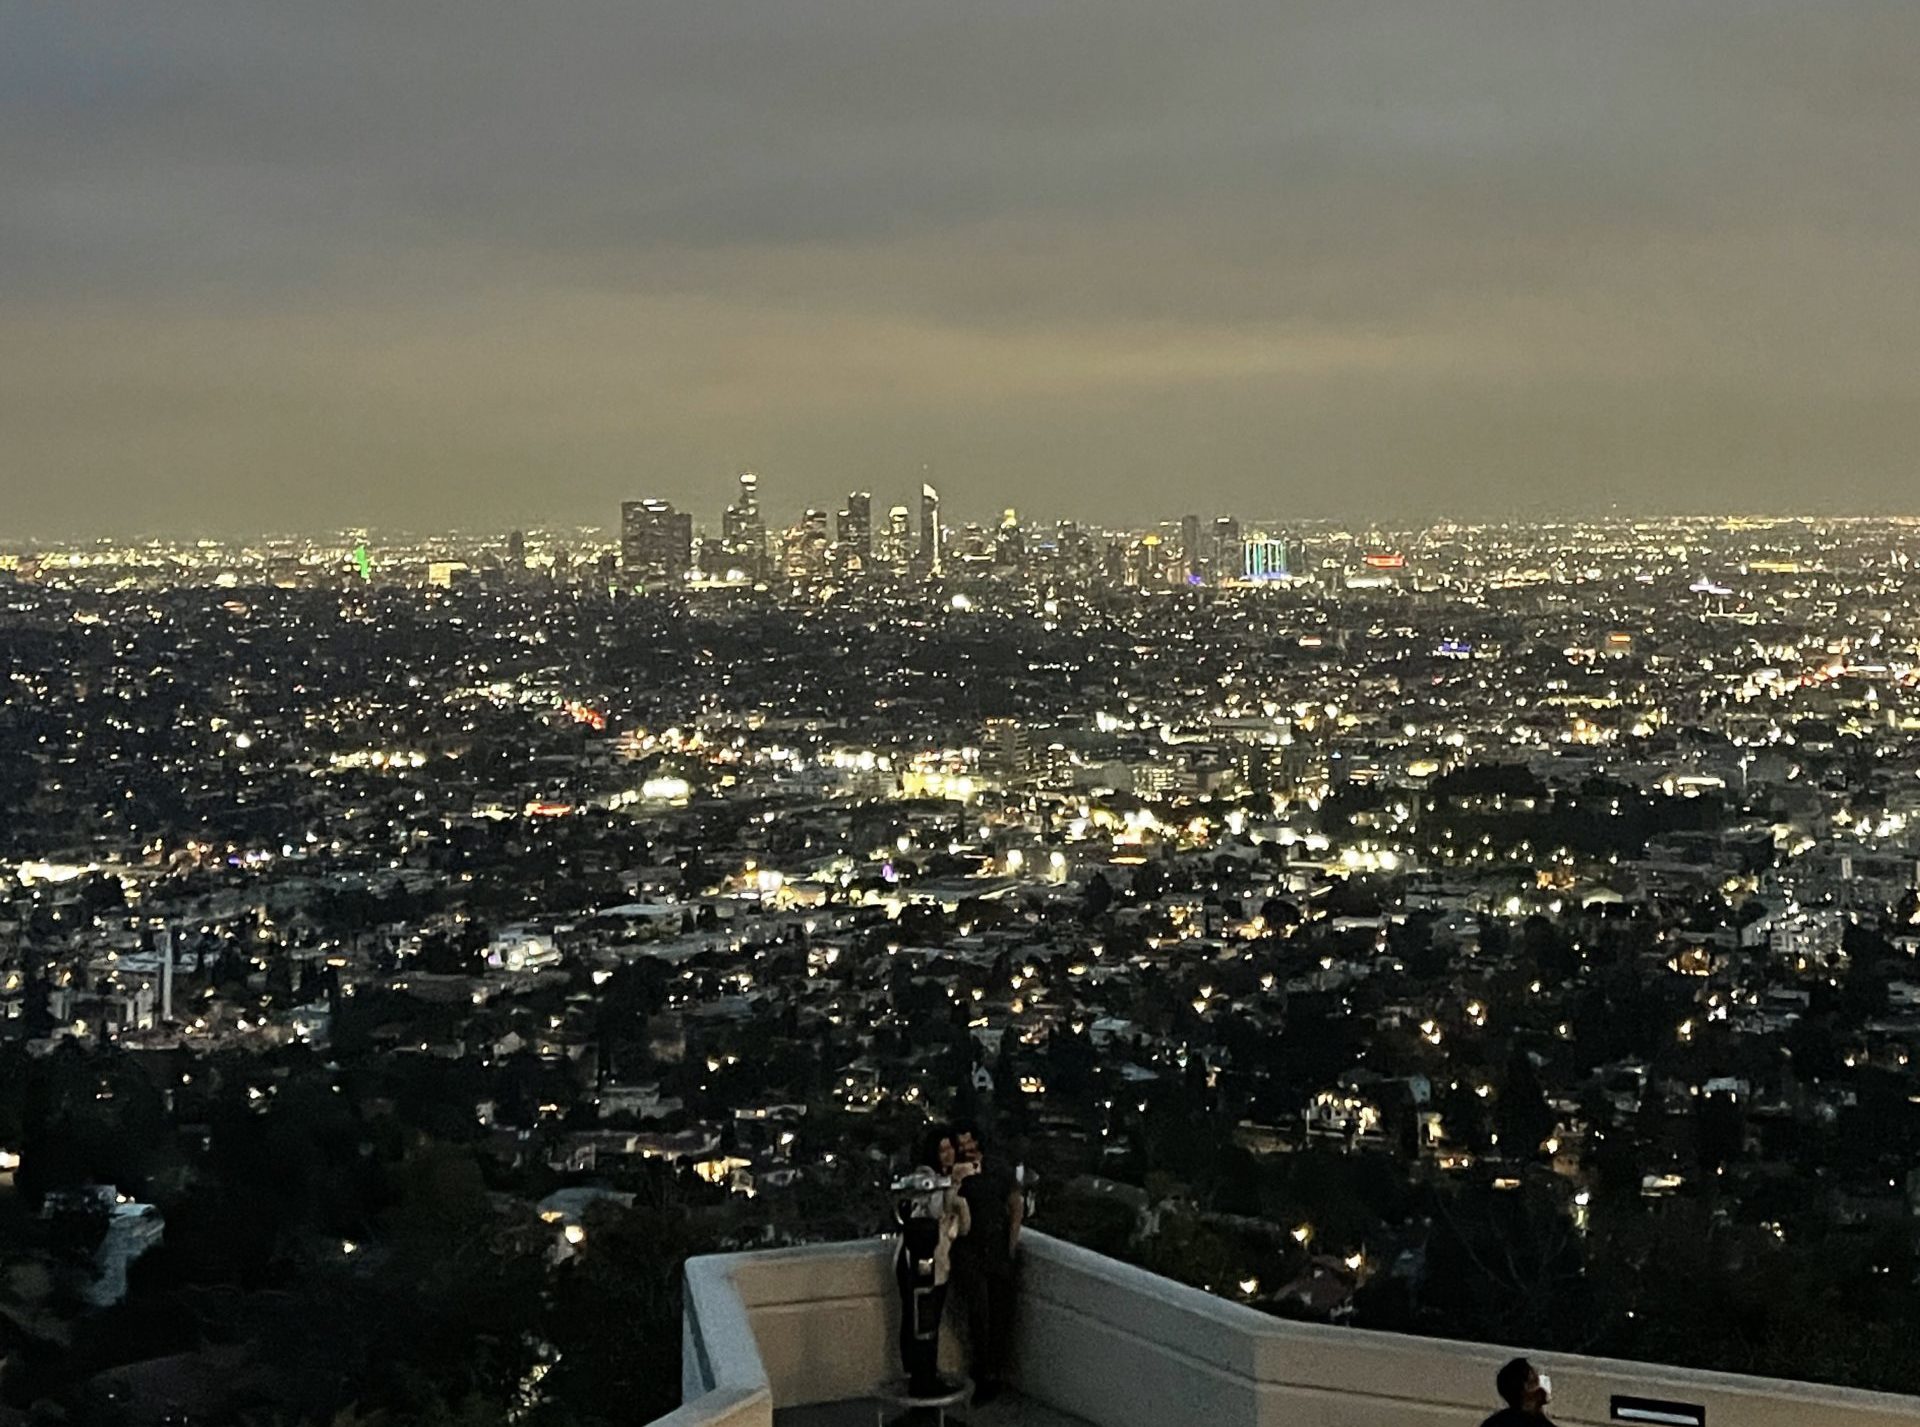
[956,1160,1019,1276]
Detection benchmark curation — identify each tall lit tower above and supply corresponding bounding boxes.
[799,508,831,575]
[885,506,912,566]
[919,483,942,575]
[621,499,649,576]
[838,491,873,561]
[722,472,767,577]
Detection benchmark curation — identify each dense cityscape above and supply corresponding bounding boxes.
[6,496,1920,1422]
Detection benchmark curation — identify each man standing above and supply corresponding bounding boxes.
[951,1121,1022,1404]
[1481,1358,1554,1426]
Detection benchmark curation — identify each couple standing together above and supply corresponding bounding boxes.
[893,1121,1023,1406]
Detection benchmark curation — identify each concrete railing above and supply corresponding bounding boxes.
[1018,1232,1920,1427]
[670,1237,934,1426]
[664,1231,1920,1427]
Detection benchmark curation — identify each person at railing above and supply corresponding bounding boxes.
[893,1127,974,1401]
[1481,1357,1554,1426]
[950,1120,1022,1405]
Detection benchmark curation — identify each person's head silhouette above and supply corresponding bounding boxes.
[1495,1358,1551,1416]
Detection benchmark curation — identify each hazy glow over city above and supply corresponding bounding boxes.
[6,4,1920,535]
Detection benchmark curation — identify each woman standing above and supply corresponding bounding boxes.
[892,1126,973,1397]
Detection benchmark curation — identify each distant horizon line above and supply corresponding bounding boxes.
[11,509,1920,549]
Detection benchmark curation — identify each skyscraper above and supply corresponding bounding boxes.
[722,471,767,578]
[1212,516,1242,571]
[620,500,649,575]
[796,508,831,577]
[621,499,693,584]
[1242,536,1288,581]
[918,482,942,575]
[838,491,873,563]
[884,505,912,566]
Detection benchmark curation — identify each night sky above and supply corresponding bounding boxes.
[5,2,1918,536]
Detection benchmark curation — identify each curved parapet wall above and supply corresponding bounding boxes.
[673,1238,938,1425]
[684,1238,909,1410]
[1016,1232,1920,1427]
[663,1232,1920,1427]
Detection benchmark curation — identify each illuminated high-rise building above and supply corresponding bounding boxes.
[621,499,693,583]
[620,499,652,574]
[918,483,943,575]
[883,505,913,566]
[779,509,831,579]
[722,471,767,578]
[838,491,873,561]
[1132,535,1165,586]
[1242,536,1288,581]
[800,508,831,576]
[1212,516,1241,570]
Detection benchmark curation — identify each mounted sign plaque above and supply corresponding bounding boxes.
[1611,1395,1705,1427]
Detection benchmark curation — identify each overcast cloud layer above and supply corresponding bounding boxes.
[4,1,1919,537]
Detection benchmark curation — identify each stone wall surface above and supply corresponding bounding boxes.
[665,1232,1920,1427]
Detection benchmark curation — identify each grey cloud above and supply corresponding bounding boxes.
[2,1,1917,535]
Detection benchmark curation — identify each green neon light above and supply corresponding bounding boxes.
[1242,540,1287,580]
